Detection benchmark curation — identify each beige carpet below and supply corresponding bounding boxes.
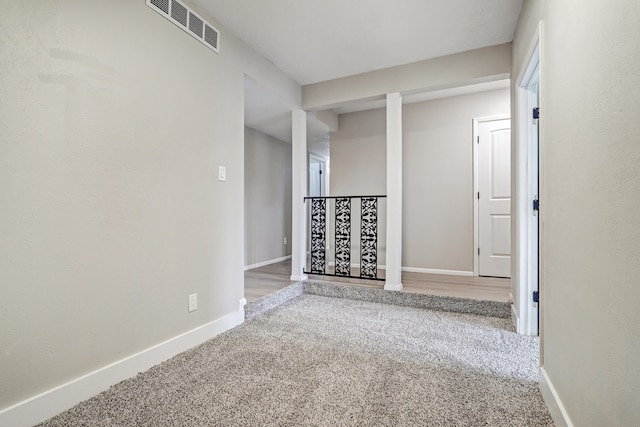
[40,295,553,426]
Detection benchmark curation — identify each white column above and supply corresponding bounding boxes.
[385,93,403,290]
[291,109,308,281]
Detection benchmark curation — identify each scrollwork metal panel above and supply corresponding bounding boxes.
[310,198,326,274]
[360,197,378,279]
[334,198,351,276]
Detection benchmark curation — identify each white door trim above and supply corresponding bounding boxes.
[308,153,329,197]
[473,114,510,277]
[515,21,544,338]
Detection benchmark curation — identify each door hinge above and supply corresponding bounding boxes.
[477,136,480,144]
[533,107,540,119]
[533,198,539,212]
[477,247,480,255]
[533,291,539,303]
[477,192,480,200]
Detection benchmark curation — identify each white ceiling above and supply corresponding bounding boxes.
[193,0,523,85]
[213,1,523,156]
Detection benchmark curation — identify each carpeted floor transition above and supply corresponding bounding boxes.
[40,294,554,426]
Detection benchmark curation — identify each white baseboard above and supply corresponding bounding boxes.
[401,266,474,276]
[0,303,246,427]
[539,367,573,427]
[244,255,291,271]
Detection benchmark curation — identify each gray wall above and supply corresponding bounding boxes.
[303,43,512,110]
[330,109,387,196]
[244,127,292,267]
[403,91,509,271]
[0,1,299,410]
[328,108,388,266]
[330,89,509,272]
[513,0,640,425]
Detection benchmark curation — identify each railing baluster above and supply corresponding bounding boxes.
[334,197,351,276]
[310,198,326,274]
[360,197,378,279]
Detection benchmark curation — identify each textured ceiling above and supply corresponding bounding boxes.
[193,0,523,85]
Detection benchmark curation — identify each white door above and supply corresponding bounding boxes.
[478,118,511,277]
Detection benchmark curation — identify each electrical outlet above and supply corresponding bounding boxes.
[284,236,287,245]
[188,293,198,312]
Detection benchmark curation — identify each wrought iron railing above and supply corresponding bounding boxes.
[304,195,386,281]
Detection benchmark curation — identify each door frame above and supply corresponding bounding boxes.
[473,114,511,277]
[308,153,329,197]
[515,21,544,338]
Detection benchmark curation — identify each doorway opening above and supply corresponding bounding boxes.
[308,154,328,197]
[242,75,296,301]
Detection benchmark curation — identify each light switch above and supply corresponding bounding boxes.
[218,166,226,182]
[188,293,197,312]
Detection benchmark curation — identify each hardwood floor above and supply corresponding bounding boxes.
[401,271,510,302]
[244,259,298,302]
[245,260,511,303]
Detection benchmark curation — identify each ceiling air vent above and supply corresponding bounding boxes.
[147,0,220,53]
[170,0,187,27]
[150,0,169,14]
[188,12,204,38]
[204,24,218,50]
